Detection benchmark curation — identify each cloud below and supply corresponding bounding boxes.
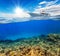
[31,0,60,20]
[0,0,60,23]
[46,0,58,6]
[0,12,50,23]
[0,11,60,24]
[39,0,58,6]
[0,11,31,23]
[34,0,60,16]
[39,1,47,4]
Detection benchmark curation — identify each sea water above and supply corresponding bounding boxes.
[0,19,60,40]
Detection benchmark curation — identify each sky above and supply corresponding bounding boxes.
[0,0,41,13]
[0,0,60,23]
[0,0,60,12]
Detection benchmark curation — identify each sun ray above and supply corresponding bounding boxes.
[11,0,21,8]
[14,7,30,18]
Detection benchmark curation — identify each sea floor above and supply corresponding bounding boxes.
[0,34,60,56]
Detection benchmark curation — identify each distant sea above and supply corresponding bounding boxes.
[0,19,60,40]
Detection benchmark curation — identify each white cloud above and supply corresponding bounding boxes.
[46,0,58,6]
[39,0,58,6]
[0,0,60,23]
[0,11,31,18]
[0,11,31,23]
[39,1,47,4]
[34,0,60,16]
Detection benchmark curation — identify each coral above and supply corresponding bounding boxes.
[0,34,60,56]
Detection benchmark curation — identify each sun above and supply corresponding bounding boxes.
[14,7,30,18]
[15,7,24,14]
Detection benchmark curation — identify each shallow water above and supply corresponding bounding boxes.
[0,20,60,40]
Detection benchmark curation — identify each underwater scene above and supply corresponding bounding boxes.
[0,0,60,56]
[0,20,60,56]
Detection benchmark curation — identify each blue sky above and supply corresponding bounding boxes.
[0,0,59,12]
[0,0,40,12]
[0,0,60,23]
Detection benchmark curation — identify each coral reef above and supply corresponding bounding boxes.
[0,34,60,56]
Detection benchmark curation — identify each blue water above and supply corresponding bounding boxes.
[0,20,60,40]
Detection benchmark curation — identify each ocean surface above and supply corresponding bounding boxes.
[0,19,60,40]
